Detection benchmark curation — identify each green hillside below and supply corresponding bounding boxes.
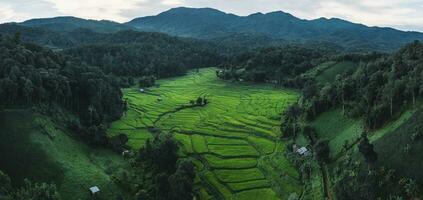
[108,68,301,199]
[312,109,363,157]
[314,61,358,84]
[0,110,130,199]
[373,107,423,183]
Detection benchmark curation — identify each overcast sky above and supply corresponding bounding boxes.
[1,0,423,31]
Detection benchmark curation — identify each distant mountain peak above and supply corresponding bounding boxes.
[125,7,423,51]
[266,11,294,16]
[161,7,227,15]
[20,16,132,33]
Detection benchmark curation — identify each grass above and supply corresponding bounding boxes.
[207,144,259,157]
[227,179,270,192]
[174,133,194,154]
[312,105,421,200]
[108,68,301,199]
[373,108,423,184]
[192,135,209,153]
[204,155,257,169]
[214,168,265,183]
[232,188,279,200]
[313,109,363,157]
[315,61,357,84]
[0,110,130,200]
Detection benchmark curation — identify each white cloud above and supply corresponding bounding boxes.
[0,0,423,31]
[161,0,184,6]
[0,2,15,21]
[42,0,148,22]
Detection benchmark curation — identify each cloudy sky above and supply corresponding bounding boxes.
[1,0,423,31]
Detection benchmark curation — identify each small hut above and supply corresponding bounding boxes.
[296,147,310,156]
[89,186,100,195]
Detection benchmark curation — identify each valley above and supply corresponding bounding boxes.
[1,4,423,200]
[108,68,301,199]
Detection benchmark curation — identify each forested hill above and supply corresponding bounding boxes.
[0,25,222,78]
[64,30,222,77]
[127,7,423,52]
[0,34,126,141]
[20,16,133,33]
[0,23,107,48]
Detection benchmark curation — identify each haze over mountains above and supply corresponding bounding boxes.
[2,7,423,52]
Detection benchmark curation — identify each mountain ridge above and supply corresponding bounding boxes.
[127,7,423,51]
[2,7,423,52]
[20,16,133,33]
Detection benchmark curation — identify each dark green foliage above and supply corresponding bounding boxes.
[65,31,221,78]
[358,133,378,164]
[134,133,195,200]
[0,171,60,200]
[281,103,302,138]
[374,109,423,185]
[196,97,203,105]
[168,160,195,200]
[0,34,125,146]
[110,133,129,151]
[0,170,12,198]
[334,155,386,200]
[218,46,327,86]
[139,76,156,88]
[285,41,423,131]
[313,140,330,163]
[333,153,421,200]
[14,179,60,200]
[20,16,132,33]
[138,134,179,172]
[0,111,64,187]
[128,7,423,52]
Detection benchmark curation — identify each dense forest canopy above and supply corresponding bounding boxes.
[0,34,125,142]
[276,41,423,199]
[20,16,133,33]
[218,45,332,87]
[290,41,423,130]
[65,31,222,78]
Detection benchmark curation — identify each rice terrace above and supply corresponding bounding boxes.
[3,3,423,200]
[108,68,301,199]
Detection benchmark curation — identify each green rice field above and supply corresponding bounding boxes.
[108,68,302,200]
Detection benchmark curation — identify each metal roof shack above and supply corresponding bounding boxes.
[296,147,309,156]
[89,186,100,195]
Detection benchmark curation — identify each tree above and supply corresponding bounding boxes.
[138,76,155,88]
[314,140,330,163]
[138,134,179,172]
[281,103,302,138]
[196,97,203,105]
[402,178,418,199]
[168,159,195,200]
[358,133,378,165]
[110,133,129,151]
[0,170,11,198]
[14,179,60,200]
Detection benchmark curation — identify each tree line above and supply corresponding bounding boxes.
[110,131,195,200]
[280,41,423,199]
[0,170,60,200]
[282,41,423,138]
[0,34,125,144]
[217,45,332,87]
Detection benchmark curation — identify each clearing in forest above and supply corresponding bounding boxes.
[108,68,301,199]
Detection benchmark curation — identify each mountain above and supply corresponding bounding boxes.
[127,7,423,52]
[0,23,111,48]
[20,16,133,33]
